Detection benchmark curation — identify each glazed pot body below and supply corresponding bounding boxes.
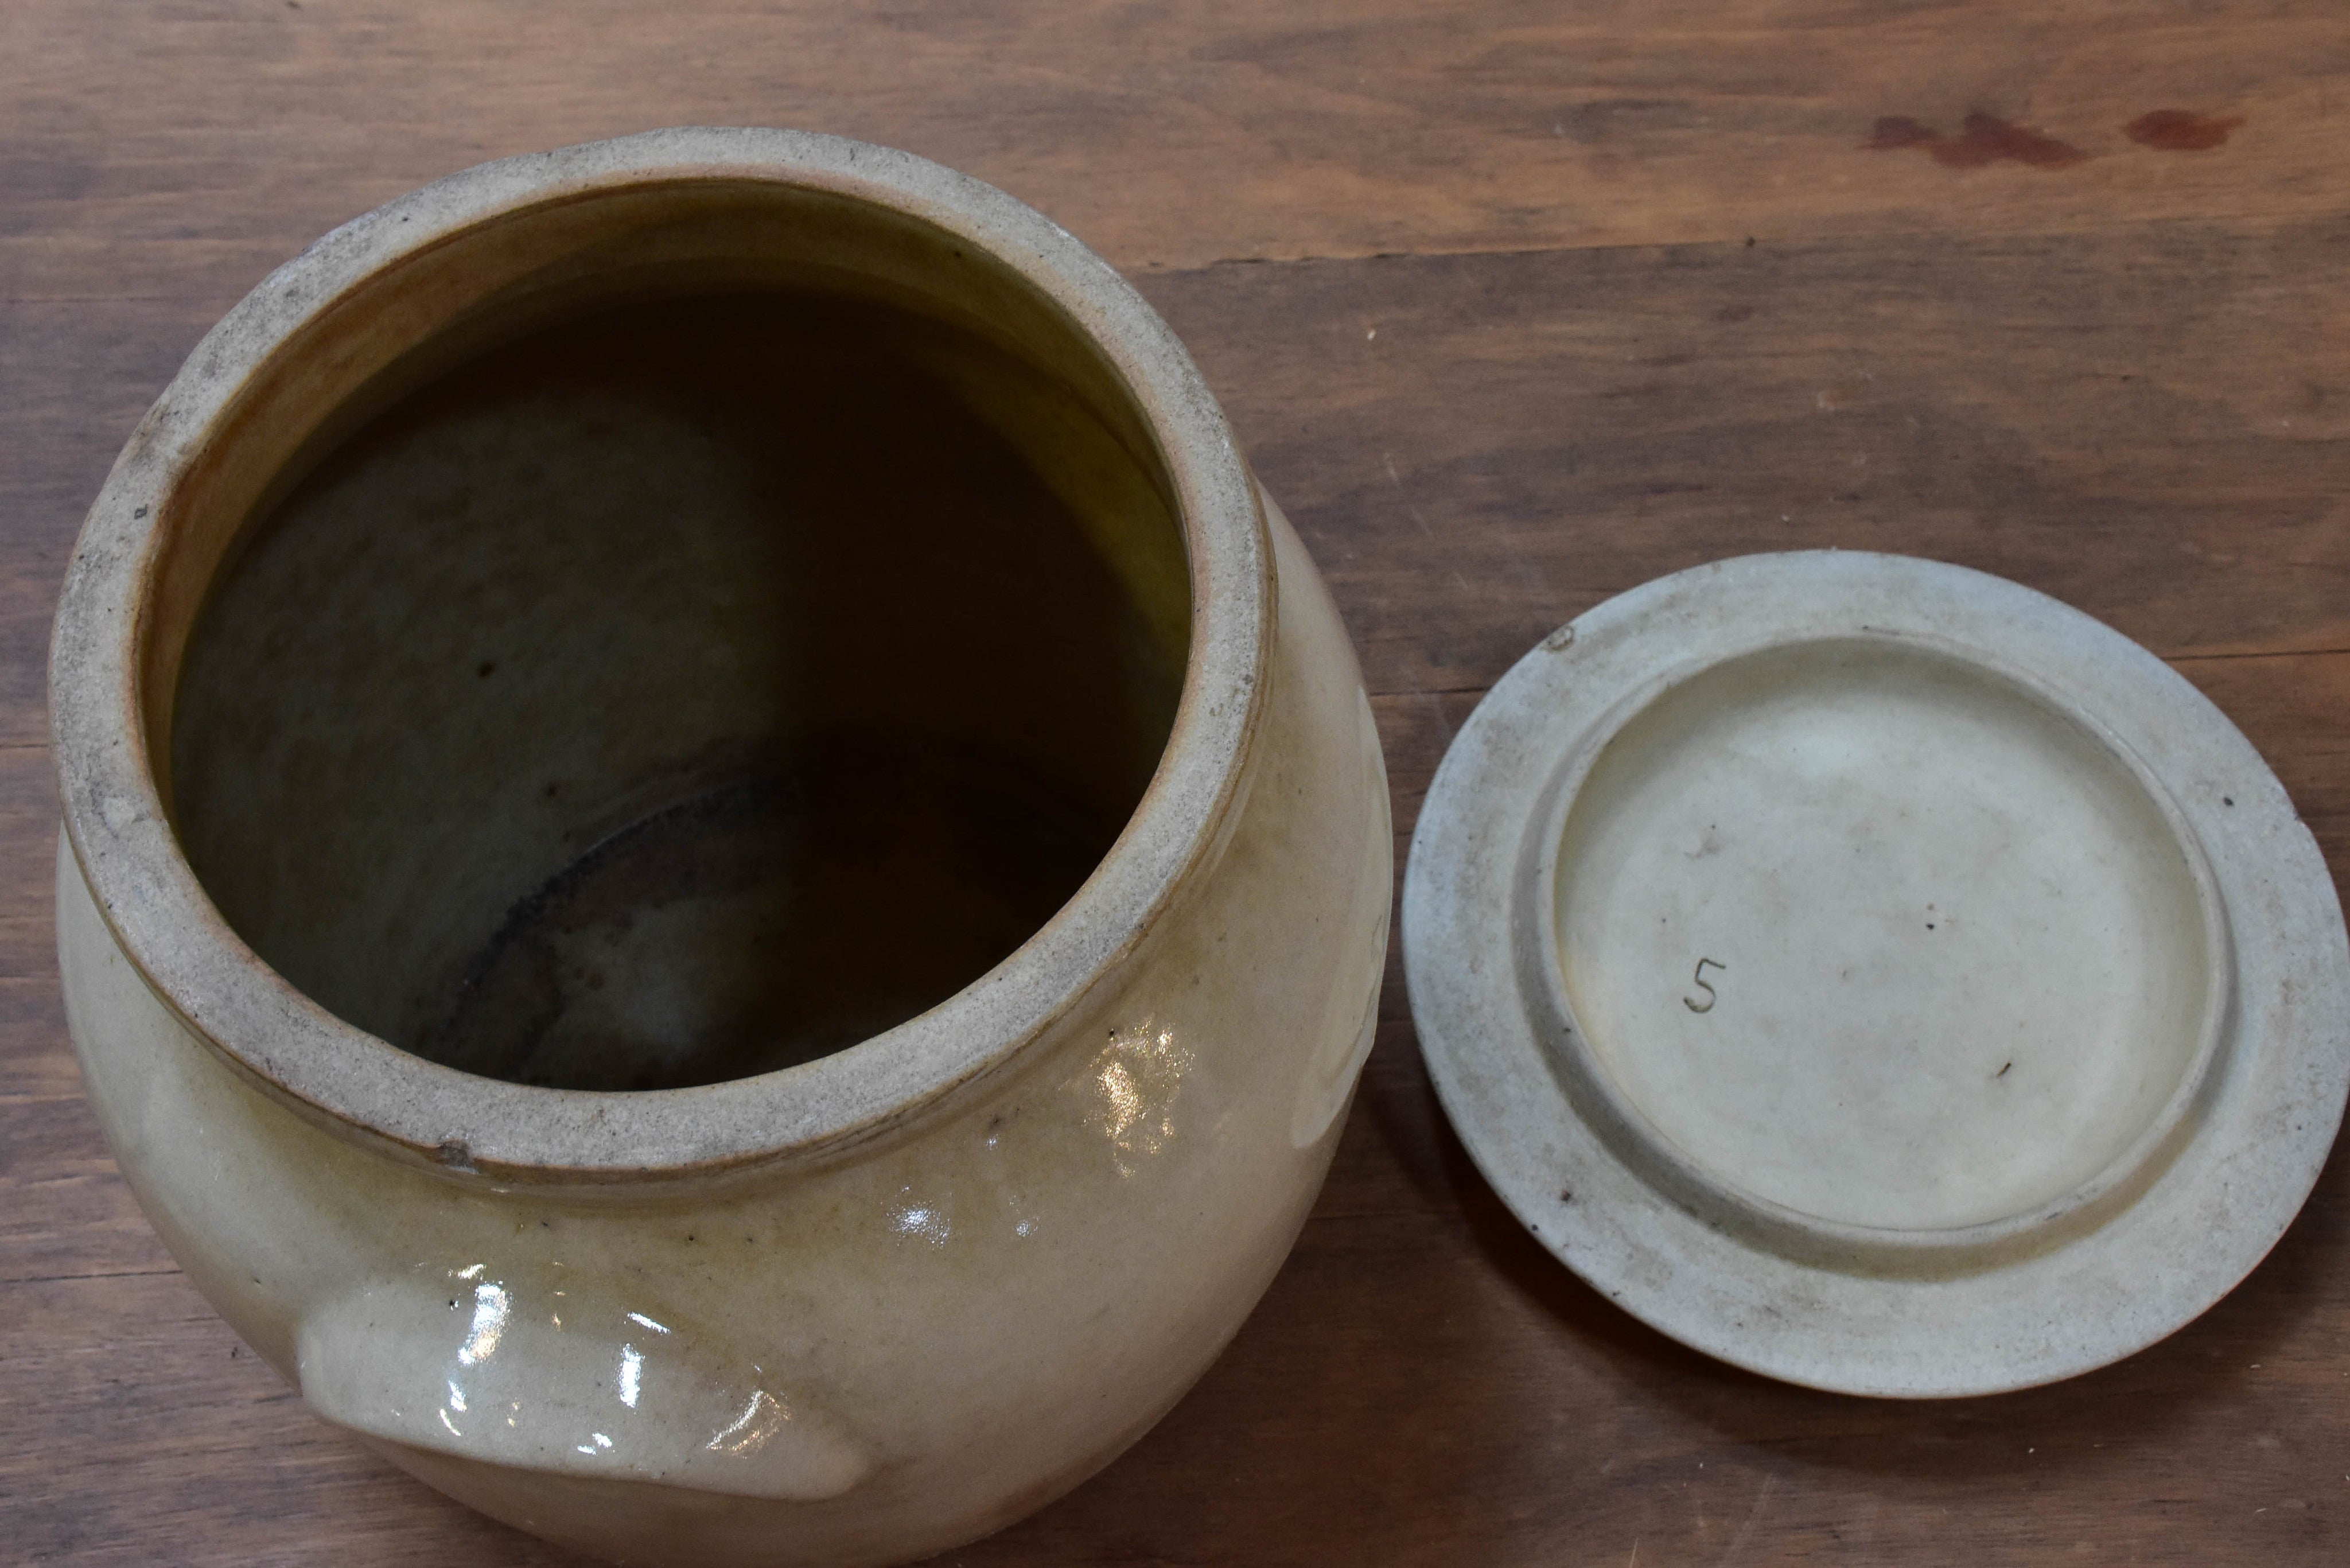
[52,131,1390,1567]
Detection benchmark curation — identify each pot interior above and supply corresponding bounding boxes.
[169,278,1190,1092]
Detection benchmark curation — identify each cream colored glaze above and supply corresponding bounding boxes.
[52,130,1391,1568]
[59,495,1388,1566]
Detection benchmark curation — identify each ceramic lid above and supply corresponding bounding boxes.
[1403,551,2350,1396]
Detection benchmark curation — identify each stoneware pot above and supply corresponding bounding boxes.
[51,128,1391,1566]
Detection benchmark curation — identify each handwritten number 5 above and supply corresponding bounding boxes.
[1684,958,1726,1014]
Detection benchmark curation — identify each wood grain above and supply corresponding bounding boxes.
[5,2,2349,1563]
[5,0,2349,291]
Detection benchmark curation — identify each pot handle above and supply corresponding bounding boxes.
[297,1267,872,1501]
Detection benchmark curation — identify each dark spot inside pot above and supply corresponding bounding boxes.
[173,290,1188,1094]
[424,742,1111,1090]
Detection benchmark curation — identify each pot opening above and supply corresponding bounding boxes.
[166,229,1191,1092]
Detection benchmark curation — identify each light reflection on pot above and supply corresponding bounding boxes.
[1086,1019,1195,1175]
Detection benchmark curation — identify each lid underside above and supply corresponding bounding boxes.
[1405,551,2350,1395]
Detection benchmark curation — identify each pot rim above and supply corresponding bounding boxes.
[49,127,1274,1182]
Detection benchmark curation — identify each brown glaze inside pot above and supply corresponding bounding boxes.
[170,286,1189,1091]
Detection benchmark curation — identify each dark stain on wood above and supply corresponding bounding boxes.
[2126,110,2245,151]
[1868,112,2088,170]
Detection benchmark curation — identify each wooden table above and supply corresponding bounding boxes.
[7,3,2348,1561]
